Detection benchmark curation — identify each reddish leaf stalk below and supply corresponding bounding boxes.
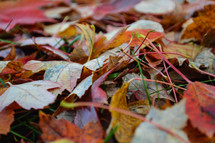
[146,38,192,83]
[61,101,189,143]
[162,59,178,102]
[120,49,167,78]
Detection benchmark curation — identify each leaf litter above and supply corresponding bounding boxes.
[0,0,214,143]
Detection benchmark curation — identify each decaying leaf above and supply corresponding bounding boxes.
[0,80,61,111]
[132,100,188,143]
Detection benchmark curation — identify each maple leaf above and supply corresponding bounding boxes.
[39,111,103,143]
[132,100,188,143]
[0,0,59,31]
[184,82,215,138]
[0,80,61,111]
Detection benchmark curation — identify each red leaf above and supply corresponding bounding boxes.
[0,0,56,31]
[91,67,117,103]
[184,82,215,138]
[93,0,141,20]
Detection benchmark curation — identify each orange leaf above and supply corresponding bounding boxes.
[184,81,215,138]
[39,112,103,143]
[0,88,14,135]
[181,5,215,42]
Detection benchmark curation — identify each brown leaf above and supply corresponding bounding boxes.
[180,5,215,42]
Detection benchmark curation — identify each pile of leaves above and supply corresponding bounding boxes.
[0,0,215,142]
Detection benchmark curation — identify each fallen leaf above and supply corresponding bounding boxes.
[127,20,164,33]
[91,67,117,103]
[23,60,83,93]
[75,23,95,61]
[134,0,176,14]
[202,28,215,48]
[74,107,99,129]
[124,73,174,101]
[110,82,142,143]
[20,37,64,49]
[3,46,16,61]
[180,5,215,42]
[0,80,61,111]
[184,81,215,138]
[0,88,14,135]
[132,100,188,143]
[0,61,10,72]
[39,112,103,143]
[69,75,93,98]
[93,0,141,20]
[0,0,56,31]
[163,43,202,61]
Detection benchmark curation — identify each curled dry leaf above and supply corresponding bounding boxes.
[0,80,61,111]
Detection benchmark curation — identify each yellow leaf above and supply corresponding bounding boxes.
[110,82,142,143]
